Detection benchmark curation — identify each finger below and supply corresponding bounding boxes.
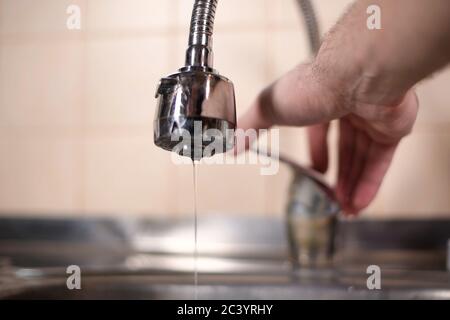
[238,87,275,132]
[238,64,348,132]
[348,142,398,213]
[308,123,330,173]
[235,88,275,154]
[336,118,356,205]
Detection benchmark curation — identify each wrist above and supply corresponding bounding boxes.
[311,43,408,109]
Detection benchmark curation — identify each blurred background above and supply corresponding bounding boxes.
[0,0,448,219]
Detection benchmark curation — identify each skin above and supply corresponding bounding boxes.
[238,0,450,214]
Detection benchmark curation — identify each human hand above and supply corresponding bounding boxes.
[238,64,418,214]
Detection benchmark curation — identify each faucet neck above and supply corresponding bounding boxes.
[185,0,218,69]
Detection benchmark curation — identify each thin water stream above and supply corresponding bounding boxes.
[192,160,199,300]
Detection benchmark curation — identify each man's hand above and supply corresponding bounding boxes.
[237,0,450,214]
[309,90,418,214]
[238,64,418,214]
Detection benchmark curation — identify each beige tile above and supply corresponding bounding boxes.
[277,123,337,182]
[269,0,305,27]
[263,163,291,216]
[167,34,185,71]
[0,137,77,214]
[168,163,194,217]
[0,40,83,127]
[315,0,354,32]
[416,67,450,125]
[83,134,173,215]
[177,0,269,30]
[359,196,385,218]
[86,0,171,32]
[0,0,86,34]
[192,160,268,216]
[175,0,193,31]
[378,132,450,217]
[171,152,278,217]
[1,0,448,222]
[270,29,310,78]
[276,127,310,165]
[85,36,169,127]
[214,31,269,115]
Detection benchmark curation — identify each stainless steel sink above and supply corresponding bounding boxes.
[0,215,449,299]
[4,270,450,300]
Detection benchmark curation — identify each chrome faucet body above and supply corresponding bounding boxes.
[154,0,236,160]
[286,162,340,268]
[253,149,340,268]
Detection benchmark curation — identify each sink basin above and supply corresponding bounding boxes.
[0,215,449,299]
[3,268,450,300]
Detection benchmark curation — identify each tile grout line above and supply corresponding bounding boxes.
[170,0,182,217]
[76,0,89,215]
[264,0,276,217]
[0,25,302,44]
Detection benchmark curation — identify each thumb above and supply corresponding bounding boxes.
[238,64,347,132]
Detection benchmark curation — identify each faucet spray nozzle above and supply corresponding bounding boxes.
[154,0,236,160]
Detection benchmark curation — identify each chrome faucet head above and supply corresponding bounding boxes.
[154,68,236,161]
[154,0,236,161]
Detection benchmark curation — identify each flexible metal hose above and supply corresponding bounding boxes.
[296,0,321,55]
[185,0,218,68]
[189,0,217,48]
[185,0,320,66]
